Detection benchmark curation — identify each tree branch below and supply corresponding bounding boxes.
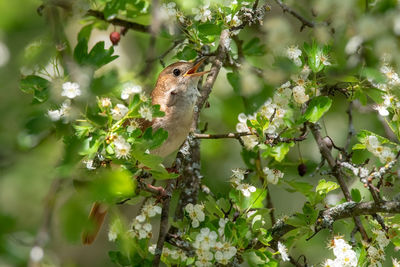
[273,0,315,31]
[152,180,174,267]
[308,122,370,241]
[86,9,150,33]
[271,200,400,243]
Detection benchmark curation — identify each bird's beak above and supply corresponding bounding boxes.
[184,57,210,77]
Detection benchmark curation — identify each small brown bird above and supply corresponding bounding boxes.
[82,58,209,245]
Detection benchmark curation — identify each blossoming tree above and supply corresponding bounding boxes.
[5,0,400,266]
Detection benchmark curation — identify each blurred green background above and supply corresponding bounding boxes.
[0,0,399,266]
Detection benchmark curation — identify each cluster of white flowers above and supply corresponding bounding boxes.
[226,12,242,27]
[159,2,179,34]
[367,229,390,266]
[393,258,400,267]
[369,63,400,117]
[121,82,142,100]
[61,81,81,99]
[113,135,131,159]
[235,64,314,150]
[139,105,153,121]
[193,226,237,266]
[129,199,161,240]
[230,168,256,197]
[149,244,188,263]
[48,81,81,122]
[286,45,302,66]
[263,167,284,184]
[290,65,313,104]
[193,4,212,22]
[363,135,396,164]
[111,103,129,120]
[47,99,71,123]
[185,203,205,227]
[277,241,290,262]
[324,237,358,267]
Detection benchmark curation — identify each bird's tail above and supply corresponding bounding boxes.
[82,202,108,245]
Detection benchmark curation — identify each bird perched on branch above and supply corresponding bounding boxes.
[82,58,209,245]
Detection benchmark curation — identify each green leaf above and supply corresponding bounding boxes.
[243,37,266,56]
[231,188,267,211]
[315,179,339,195]
[74,40,119,68]
[78,23,94,42]
[176,46,197,60]
[103,0,127,20]
[262,142,294,162]
[285,180,314,199]
[20,75,50,103]
[356,130,396,146]
[302,96,332,123]
[109,251,131,266]
[198,23,222,36]
[227,72,241,94]
[88,169,136,203]
[142,128,168,150]
[303,41,328,73]
[351,188,362,202]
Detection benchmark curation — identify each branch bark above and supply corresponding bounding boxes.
[271,200,400,242]
[308,123,370,241]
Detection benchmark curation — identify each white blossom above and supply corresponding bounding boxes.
[100,97,112,108]
[149,244,156,254]
[142,199,162,218]
[237,183,256,197]
[61,82,81,99]
[185,203,205,228]
[226,12,242,27]
[48,109,62,121]
[263,167,284,184]
[345,36,363,54]
[238,113,248,122]
[372,229,390,249]
[241,135,258,150]
[320,53,331,66]
[84,159,96,170]
[329,237,358,267]
[30,246,44,262]
[393,258,400,267]
[292,85,309,104]
[193,227,218,250]
[323,258,341,267]
[121,83,142,100]
[108,228,117,242]
[139,105,153,121]
[278,241,290,262]
[111,103,129,120]
[373,104,389,116]
[286,45,302,66]
[193,4,212,22]
[113,135,131,159]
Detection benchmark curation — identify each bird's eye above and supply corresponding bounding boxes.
[173,68,181,76]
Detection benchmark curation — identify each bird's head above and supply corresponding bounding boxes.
[152,58,209,109]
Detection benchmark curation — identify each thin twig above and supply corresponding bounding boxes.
[309,123,370,242]
[345,101,354,152]
[86,9,150,33]
[273,0,315,31]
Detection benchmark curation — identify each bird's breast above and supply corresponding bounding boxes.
[150,104,195,157]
